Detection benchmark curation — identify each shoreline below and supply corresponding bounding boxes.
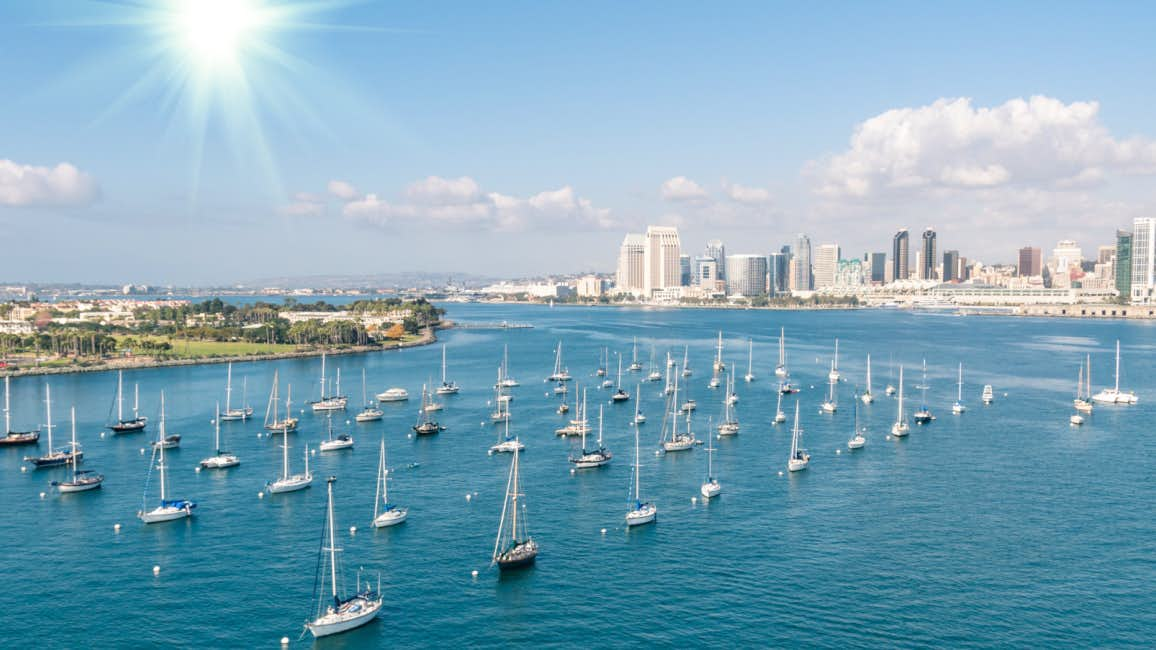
[2,325,444,378]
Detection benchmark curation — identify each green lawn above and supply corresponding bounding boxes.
[115,336,298,358]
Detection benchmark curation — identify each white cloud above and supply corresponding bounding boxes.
[815,96,1156,200]
[340,176,615,231]
[280,192,324,217]
[0,159,99,207]
[723,181,772,204]
[660,176,708,201]
[327,180,359,201]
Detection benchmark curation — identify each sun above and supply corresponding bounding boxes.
[171,0,271,69]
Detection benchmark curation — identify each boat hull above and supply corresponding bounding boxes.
[55,477,104,492]
[200,455,240,469]
[372,508,408,528]
[0,432,40,446]
[847,437,866,449]
[495,540,538,571]
[320,437,354,452]
[626,505,657,526]
[307,597,382,638]
[267,476,312,493]
[110,419,147,433]
[700,481,721,498]
[570,452,611,468]
[788,458,809,472]
[139,505,193,524]
[355,410,384,422]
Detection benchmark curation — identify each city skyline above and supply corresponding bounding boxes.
[4,2,1156,284]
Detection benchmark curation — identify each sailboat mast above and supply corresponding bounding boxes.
[866,354,872,393]
[70,407,78,480]
[214,402,221,453]
[597,405,604,446]
[957,363,963,401]
[319,354,326,400]
[779,328,785,366]
[897,366,905,421]
[45,384,53,449]
[158,392,167,501]
[790,401,800,458]
[226,363,233,413]
[3,376,10,434]
[1115,340,1121,392]
[634,415,641,501]
[326,478,338,600]
[510,446,519,541]
[134,383,140,419]
[117,371,124,422]
[442,345,448,384]
[282,425,290,480]
[747,339,753,375]
[375,439,385,519]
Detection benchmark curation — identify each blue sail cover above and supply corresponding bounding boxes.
[161,499,196,509]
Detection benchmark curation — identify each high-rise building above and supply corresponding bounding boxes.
[705,239,726,281]
[892,229,910,281]
[1116,230,1133,299]
[1130,218,1156,303]
[1018,246,1042,277]
[869,252,887,284]
[834,258,866,287]
[792,234,813,291]
[942,250,960,282]
[643,226,682,295]
[693,256,719,289]
[920,228,937,280]
[1051,240,1084,277]
[725,254,769,297]
[679,254,692,287]
[1098,245,1116,265]
[615,233,646,293]
[813,243,841,289]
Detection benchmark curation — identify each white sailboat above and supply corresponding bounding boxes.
[108,371,147,433]
[491,402,525,453]
[634,385,646,425]
[371,437,408,527]
[311,354,348,412]
[743,338,756,382]
[913,359,933,424]
[774,327,788,378]
[52,407,104,493]
[891,366,910,437]
[628,337,643,373]
[319,412,354,451]
[555,388,590,437]
[596,347,608,378]
[497,345,520,388]
[821,361,838,413]
[1092,340,1138,404]
[1074,355,1093,414]
[546,340,572,382]
[355,369,384,422]
[25,384,80,468]
[138,393,196,523]
[773,390,787,424]
[491,443,537,570]
[625,420,656,526]
[787,401,809,472]
[861,354,874,404]
[682,345,693,378]
[436,344,461,394]
[661,373,697,452]
[570,404,612,468]
[1,375,39,446]
[611,355,630,402]
[885,355,896,396]
[717,373,740,436]
[827,339,841,382]
[267,392,312,494]
[376,387,409,403]
[491,368,511,424]
[219,363,253,421]
[848,393,866,449]
[412,385,444,435]
[951,363,966,415]
[700,429,721,498]
[713,331,726,373]
[646,346,662,382]
[421,376,444,412]
[981,384,994,405]
[200,402,240,469]
[264,370,299,431]
[305,477,383,638]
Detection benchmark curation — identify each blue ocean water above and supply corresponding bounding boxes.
[2,304,1154,648]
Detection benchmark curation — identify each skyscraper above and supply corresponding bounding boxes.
[616,233,646,293]
[679,254,692,287]
[813,243,840,289]
[705,239,727,281]
[725,254,769,297]
[1115,230,1133,299]
[869,252,887,284]
[1018,246,1042,277]
[643,226,682,295]
[892,229,909,281]
[920,228,937,280]
[942,250,960,282]
[767,250,789,296]
[792,234,813,291]
[693,256,718,288]
[1130,218,1156,303]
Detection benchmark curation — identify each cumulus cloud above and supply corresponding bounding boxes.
[660,176,708,201]
[280,192,325,217]
[327,180,359,201]
[815,96,1156,200]
[0,159,99,207]
[340,176,615,231]
[723,181,772,204]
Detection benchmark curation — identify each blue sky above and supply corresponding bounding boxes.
[2,1,1155,284]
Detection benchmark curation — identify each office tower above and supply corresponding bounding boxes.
[1115,230,1133,299]
[1051,240,1084,276]
[705,239,727,281]
[616,233,646,293]
[920,228,937,280]
[792,234,813,291]
[643,226,682,294]
[767,252,788,296]
[942,250,960,282]
[679,254,692,287]
[1097,245,1116,265]
[725,254,769,297]
[1130,218,1156,303]
[813,243,840,289]
[869,252,887,284]
[1018,246,1042,277]
[693,256,719,288]
[892,229,910,280]
[834,259,866,286]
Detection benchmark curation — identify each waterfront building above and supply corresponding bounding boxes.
[920,228,937,280]
[1116,230,1133,299]
[1051,240,1084,277]
[767,251,789,296]
[1130,218,1156,303]
[943,250,960,282]
[869,252,887,284]
[1098,245,1116,265]
[576,276,603,298]
[693,256,720,290]
[616,233,646,294]
[643,226,682,295]
[834,258,866,287]
[705,239,727,281]
[792,234,813,291]
[725,254,769,297]
[813,244,840,289]
[679,254,692,287]
[892,229,910,280]
[1018,246,1042,277]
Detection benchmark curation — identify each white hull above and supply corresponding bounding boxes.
[490,440,525,454]
[219,408,253,421]
[708,378,720,389]
[861,393,874,404]
[847,436,866,449]
[821,402,837,413]
[376,390,409,402]
[423,403,444,412]
[435,386,460,395]
[200,454,240,469]
[700,480,721,498]
[1073,399,1093,413]
[952,403,966,415]
[788,458,809,472]
[647,372,662,382]
[372,508,408,528]
[774,366,787,378]
[662,437,695,452]
[1091,389,1138,405]
[320,438,354,452]
[570,454,611,469]
[744,374,755,383]
[885,386,896,396]
[774,412,787,424]
[717,423,740,436]
[312,400,347,412]
[625,505,656,526]
[267,475,312,493]
[891,422,909,437]
[57,479,103,493]
[828,371,840,382]
[308,598,382,638]
[1069,414,1085,426]
[355,410,384,422]
[139,505,192,523]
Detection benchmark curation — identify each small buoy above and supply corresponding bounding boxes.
[465,494,472,502]
[311,449,316,456]
[20,466,27,473]
[654,450,661,456]
[407,434,413,439]
[114,523,121,532]
[569,468,575,475]
[195,466,202,473]
[281,637,290,646]
[691,496,697,504]
[601,528,607,535]
[258,492,265,499]
[139,448,146,455]
[99,432,105,439]
[256,433,262,438]
[349,526,357,535]
[471,570,479,579]
[778,471,784,476]
[886,435,892,441]
[39,492,46,499]
[836,449,842,455]
[153,565,161,576]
